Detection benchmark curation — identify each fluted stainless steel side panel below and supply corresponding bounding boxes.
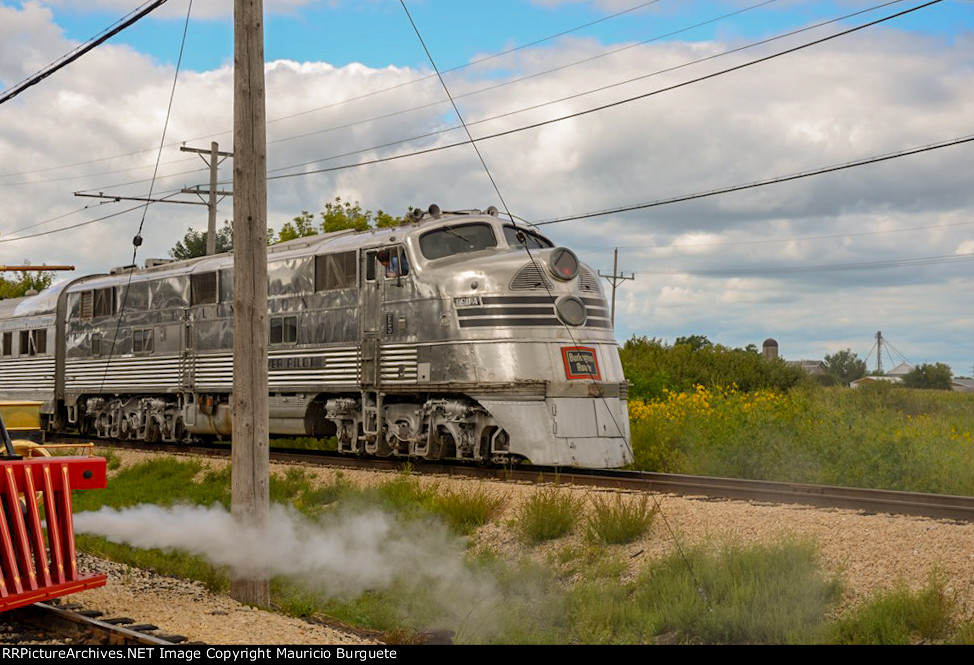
[0,357,56,392]
[65,355,183,392]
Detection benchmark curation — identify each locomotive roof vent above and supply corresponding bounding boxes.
[109,264,137,275]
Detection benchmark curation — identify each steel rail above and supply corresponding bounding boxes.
[8,602,179,645]
[58,437,974,522]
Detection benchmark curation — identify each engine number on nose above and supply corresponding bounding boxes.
[561,346,601,380]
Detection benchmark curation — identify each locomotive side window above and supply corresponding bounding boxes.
[219,268,234,303]
[377,246,409,279]
[124,282,150,311]
[419,223,497,260]
[2,332,11,356]
[133,329,154,354]
[91,333,101,356]
[191,272,218,305]
[270,316,297,344]
[92,287,116,318]
[315,251,357,291]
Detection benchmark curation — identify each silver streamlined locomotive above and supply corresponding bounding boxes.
[0,206,632,468]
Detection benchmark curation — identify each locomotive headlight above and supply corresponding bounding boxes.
[555,295,587,326]
[547,247,579,281]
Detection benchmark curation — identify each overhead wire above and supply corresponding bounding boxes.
[400,5,665,561]
[1,0,669,181]
[0,0,171,106]
[636,250,974,276]
[99,0,194,396]
[251,0,780,153]
[535,133,974,226]
[263,0,942,183]
[12,0,899,192]
[4,0,959,260]
[584,219,974,254]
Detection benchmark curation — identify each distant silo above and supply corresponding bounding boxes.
[763,338,779,360]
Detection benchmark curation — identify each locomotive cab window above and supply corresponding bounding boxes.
[270,316,297,345]
[419,223,497,260]
[377,246,409,280]
[503,225,553,250]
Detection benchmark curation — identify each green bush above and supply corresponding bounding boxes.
[632,538,841,644]
[620,335,809,399]
[585,494,657,545]
[431,486,505,535]
[829,575,956,644]
[516,487,584,544]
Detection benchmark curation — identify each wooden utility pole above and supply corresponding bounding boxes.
[180,142,234,255]
[231,0,270,605]
[598,247,634,326]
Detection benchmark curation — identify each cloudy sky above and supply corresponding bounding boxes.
[1,0,972,374]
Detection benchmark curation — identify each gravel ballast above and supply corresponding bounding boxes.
[52,450,974,643]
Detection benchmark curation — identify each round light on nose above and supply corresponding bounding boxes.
[548,247,579,281]
[555,295,587,326]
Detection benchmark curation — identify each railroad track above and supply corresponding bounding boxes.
[2,602,183,645]
[68,437,974,523]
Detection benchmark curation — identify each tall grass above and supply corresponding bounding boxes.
[515,487,584,544]
[72,455,969,643]
[585,494,657,545]
[628,383,974,495]
[566,537,842,644]
[829,575,957,644]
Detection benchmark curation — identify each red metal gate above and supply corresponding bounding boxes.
[0,456,107,612]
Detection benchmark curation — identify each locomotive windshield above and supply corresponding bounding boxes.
[503,225,553,250]
[419,223,497,260]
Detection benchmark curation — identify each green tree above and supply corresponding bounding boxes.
[275,197,404,243]
[0,270,54,299]
[619,335,809,399]
[169,220,234,260]
[823,349,867,386]
[902,363,953,390]
[673,335,713,351]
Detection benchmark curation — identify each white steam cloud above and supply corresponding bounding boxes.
[74,503,512,635]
